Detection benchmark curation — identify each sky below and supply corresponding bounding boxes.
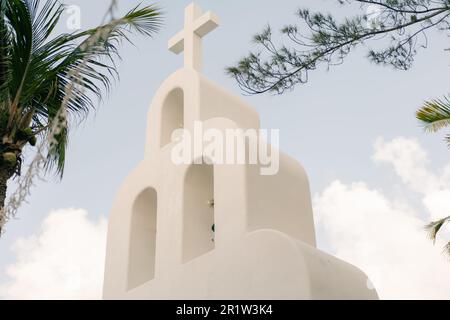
[0,0,450,299]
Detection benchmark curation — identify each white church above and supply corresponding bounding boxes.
[103,3,378,300]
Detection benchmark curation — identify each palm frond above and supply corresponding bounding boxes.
[426,215,450,244]
[38,3,163,118]
[4,0,33,113]
[0,0,12,105]
[29,0,64,49]
[45,122,67,175]
[445,241,450,257]
[417,96,450,133]
[1,0,163,178]
[7,0,63,108]
[37,3,163,176]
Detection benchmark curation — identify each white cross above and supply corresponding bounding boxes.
[168,3,219,72]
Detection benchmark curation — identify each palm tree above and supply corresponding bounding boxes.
[417,99,450,252]
[0,0,162,232]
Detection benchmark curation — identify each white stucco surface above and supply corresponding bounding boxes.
[103,3,378,300]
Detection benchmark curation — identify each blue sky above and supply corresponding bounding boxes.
[0,0,449,299]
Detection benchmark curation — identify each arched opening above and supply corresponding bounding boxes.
[128,187,157,290]
[182,163,215,262]
[160,88,184,147]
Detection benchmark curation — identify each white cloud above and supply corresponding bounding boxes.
[0,209,107,300]
[314,137,450,300]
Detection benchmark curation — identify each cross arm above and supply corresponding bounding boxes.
[168,11,220,54]
[168,31,185,54]
[194,11,219,37]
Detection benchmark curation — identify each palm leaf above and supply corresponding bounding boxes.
[38,3,163,119]
[445,241,450,257]
[1,0,163,177]
[37,3,162,176]
[426,215,450,244]
[417,96,450,133]
[0,1,12,107]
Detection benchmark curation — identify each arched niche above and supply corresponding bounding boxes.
[160,88,184,147]
[182,163,215,263]
[128,187,157,290]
